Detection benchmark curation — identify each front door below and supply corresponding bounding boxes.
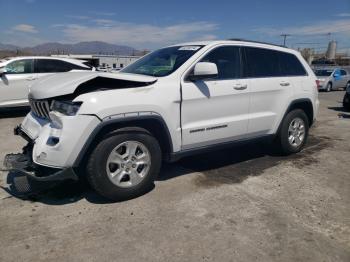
[0,59,36,107]
[181,46,250,150]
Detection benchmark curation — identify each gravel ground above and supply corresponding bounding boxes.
[0,91,349,262]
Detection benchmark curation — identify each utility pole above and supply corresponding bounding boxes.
[280,34,291,46]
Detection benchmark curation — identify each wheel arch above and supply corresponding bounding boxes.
[73,113,174,168]
[278,98,314,133]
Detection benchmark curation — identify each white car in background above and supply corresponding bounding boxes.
[0,56,94,108]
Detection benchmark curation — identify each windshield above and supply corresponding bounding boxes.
[314,69,333,76]
[121,45,203,77]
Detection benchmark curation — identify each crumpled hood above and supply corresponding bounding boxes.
[29,71,157,99]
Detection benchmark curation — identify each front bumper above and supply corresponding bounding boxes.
[3,152,78,182]
[20,112,100,168]
[3,150,78,196]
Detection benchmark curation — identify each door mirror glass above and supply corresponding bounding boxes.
[333,71,340,78]
[189,62,218,81]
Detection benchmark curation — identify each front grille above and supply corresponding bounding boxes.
[29,99,51,119]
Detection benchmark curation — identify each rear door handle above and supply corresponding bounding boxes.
[233,84,248,90]
[280,81,290,87]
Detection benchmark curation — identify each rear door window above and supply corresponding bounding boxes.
[341,70,347,76]
[242,47,307,78]
[35,59,74,73]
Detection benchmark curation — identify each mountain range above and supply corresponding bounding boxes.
[0,41,140,55]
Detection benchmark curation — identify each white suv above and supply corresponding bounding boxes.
[5,40,319,200]
[0,56,93,108]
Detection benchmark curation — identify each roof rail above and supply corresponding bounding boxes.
[227,38,286,48]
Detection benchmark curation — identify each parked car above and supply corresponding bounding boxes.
[0,56,94,108]
[96,66,111,72]
[5,40,319,201]
[343,85,350,110]
[314,68,350,92]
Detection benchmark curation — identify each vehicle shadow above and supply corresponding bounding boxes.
[0,107,30,119]
[1,135,330,205]
[328,106,347,112]
[328,106,350,118]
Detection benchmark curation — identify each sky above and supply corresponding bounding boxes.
[0,0,350,53]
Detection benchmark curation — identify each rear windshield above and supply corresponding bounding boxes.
[314,69,333,76]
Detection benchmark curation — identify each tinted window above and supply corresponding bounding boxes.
[243,47,306,78]
[35,59,76,73]
[314,69,333,76]
[5,59,33,74]
[200,46,241,79]
[341,70,347,76]
[279,52,307,76]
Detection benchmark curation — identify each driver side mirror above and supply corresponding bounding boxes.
[188,62,218,81]
[0,67,7,76]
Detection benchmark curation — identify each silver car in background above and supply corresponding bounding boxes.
[314,68,350,92]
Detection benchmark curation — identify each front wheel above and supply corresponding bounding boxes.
[275,109,309,155]
[86,130,162,201]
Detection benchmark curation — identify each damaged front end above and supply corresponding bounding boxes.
[3,71,158,196]
[3,126,78,196]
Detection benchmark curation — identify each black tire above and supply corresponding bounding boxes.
[86,130,161,201]
[343,94,350,111]
[275,109,309,155]
[326,82,332,92]
[345,81,350,91]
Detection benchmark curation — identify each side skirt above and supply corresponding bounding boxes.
[167,134,275,162]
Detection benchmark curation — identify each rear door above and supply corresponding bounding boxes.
[181,45,250,149]
[242,47,306,135]
[0,59,36,106]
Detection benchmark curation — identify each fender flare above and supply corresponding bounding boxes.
[73,113,173,167]
[276,98,314,134]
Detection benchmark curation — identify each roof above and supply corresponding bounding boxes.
[0,56,90,67]
[172,39,294,53]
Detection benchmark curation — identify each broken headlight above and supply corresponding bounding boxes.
[50,100,82,116]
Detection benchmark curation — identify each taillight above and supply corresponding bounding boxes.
[315,80,320,91]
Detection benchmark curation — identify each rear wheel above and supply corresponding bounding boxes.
[343,94,350,111]
[275,109,309,155]
[86,130,161,201]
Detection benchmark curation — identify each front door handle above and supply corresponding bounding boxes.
[233,84,248,90]
[280,81,290,87]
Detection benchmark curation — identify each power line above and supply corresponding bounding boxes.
[280,34,291,46]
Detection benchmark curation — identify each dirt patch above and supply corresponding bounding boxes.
[180,135,334,188]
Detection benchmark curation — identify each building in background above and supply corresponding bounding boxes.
[297,40,350,67]
[51,54,142,70]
